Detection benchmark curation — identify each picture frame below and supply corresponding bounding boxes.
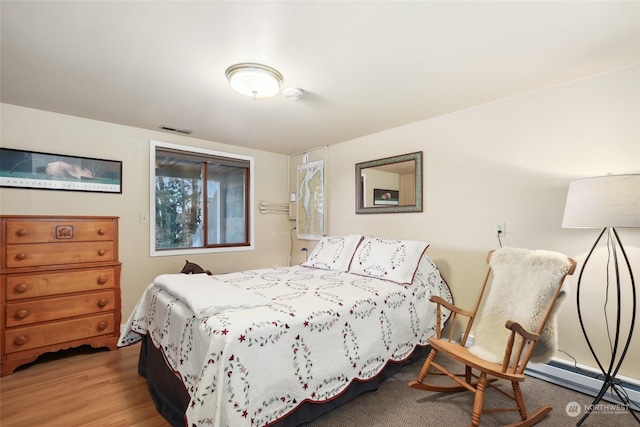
[296,160,324,240]
[0,148,122,194]
[355,151,423,214]
[373,188,399,206]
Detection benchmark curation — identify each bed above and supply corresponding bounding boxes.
[118,235,452,427]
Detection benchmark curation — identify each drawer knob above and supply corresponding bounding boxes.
[16,253,27,260]
[98,249,106,256]
[98,228,106,235]
[98,298,109,308]
[97,321,108,330]
[97,276,108,285]
[14,335,28,346]
[16,229,28,237]
[15,283,28,293]
[15,309,29,319]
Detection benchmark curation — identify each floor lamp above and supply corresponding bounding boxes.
[562,174,640,425]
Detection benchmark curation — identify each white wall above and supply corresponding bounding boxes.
[0,104,293,320]
[326,65,640,379]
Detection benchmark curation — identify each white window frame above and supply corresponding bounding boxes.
[149,140,255,257]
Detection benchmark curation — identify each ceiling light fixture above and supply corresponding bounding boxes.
[225,63,283,100]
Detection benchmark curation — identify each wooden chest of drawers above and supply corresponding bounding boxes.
[0,215,121,376]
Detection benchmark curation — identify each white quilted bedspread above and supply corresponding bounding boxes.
[118,259,451,427]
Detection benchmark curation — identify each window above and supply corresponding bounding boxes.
[150,140,254,256]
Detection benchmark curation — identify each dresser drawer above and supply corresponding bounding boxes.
[5,220,115,244]
[5,268,116,300]
[6,290,115,327]
[4,313,115,354]
[5,241,115,268]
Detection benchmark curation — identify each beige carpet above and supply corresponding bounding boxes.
[301,354,639,427]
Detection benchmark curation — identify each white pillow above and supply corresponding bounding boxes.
[301,235,364,272]
[349,237,429,284]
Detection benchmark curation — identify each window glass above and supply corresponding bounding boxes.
[206,163,247,245]
[151,141,254,256]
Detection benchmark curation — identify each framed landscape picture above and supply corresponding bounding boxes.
[0,148,122,194]
[373,188,399,206]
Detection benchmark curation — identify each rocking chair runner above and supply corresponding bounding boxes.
[409,247,576,427]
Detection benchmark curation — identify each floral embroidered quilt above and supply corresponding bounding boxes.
[118,257,451,427]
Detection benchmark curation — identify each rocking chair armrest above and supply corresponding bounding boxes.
[505,320,540,342]
[429,296,475,319]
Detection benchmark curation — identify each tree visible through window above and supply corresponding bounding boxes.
[151,141,254,255]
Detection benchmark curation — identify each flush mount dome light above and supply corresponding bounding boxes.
[225,63,283,99]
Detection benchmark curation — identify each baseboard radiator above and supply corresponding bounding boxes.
[525,357,640,407]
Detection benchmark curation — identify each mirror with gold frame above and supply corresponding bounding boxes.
[355,151,423,214]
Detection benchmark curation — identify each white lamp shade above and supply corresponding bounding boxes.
[562,174,640,228]
[225,63,283,99]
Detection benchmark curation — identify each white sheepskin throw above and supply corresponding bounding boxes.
[468,247,571,365]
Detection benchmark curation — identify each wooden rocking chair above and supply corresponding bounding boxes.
[409,247,576,427]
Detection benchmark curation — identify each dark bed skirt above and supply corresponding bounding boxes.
[138,335,429,427]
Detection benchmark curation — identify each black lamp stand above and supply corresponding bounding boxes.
[575,227,639,425]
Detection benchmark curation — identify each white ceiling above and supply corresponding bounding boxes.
[2,1,639,155]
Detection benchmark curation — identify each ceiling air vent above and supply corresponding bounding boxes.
[159,126,194,135]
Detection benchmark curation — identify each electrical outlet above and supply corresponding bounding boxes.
[460,333,474,347]
[466,334,474,347]
[495,223,505,237]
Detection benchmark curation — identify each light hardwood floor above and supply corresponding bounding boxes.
[0,344,170,427]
